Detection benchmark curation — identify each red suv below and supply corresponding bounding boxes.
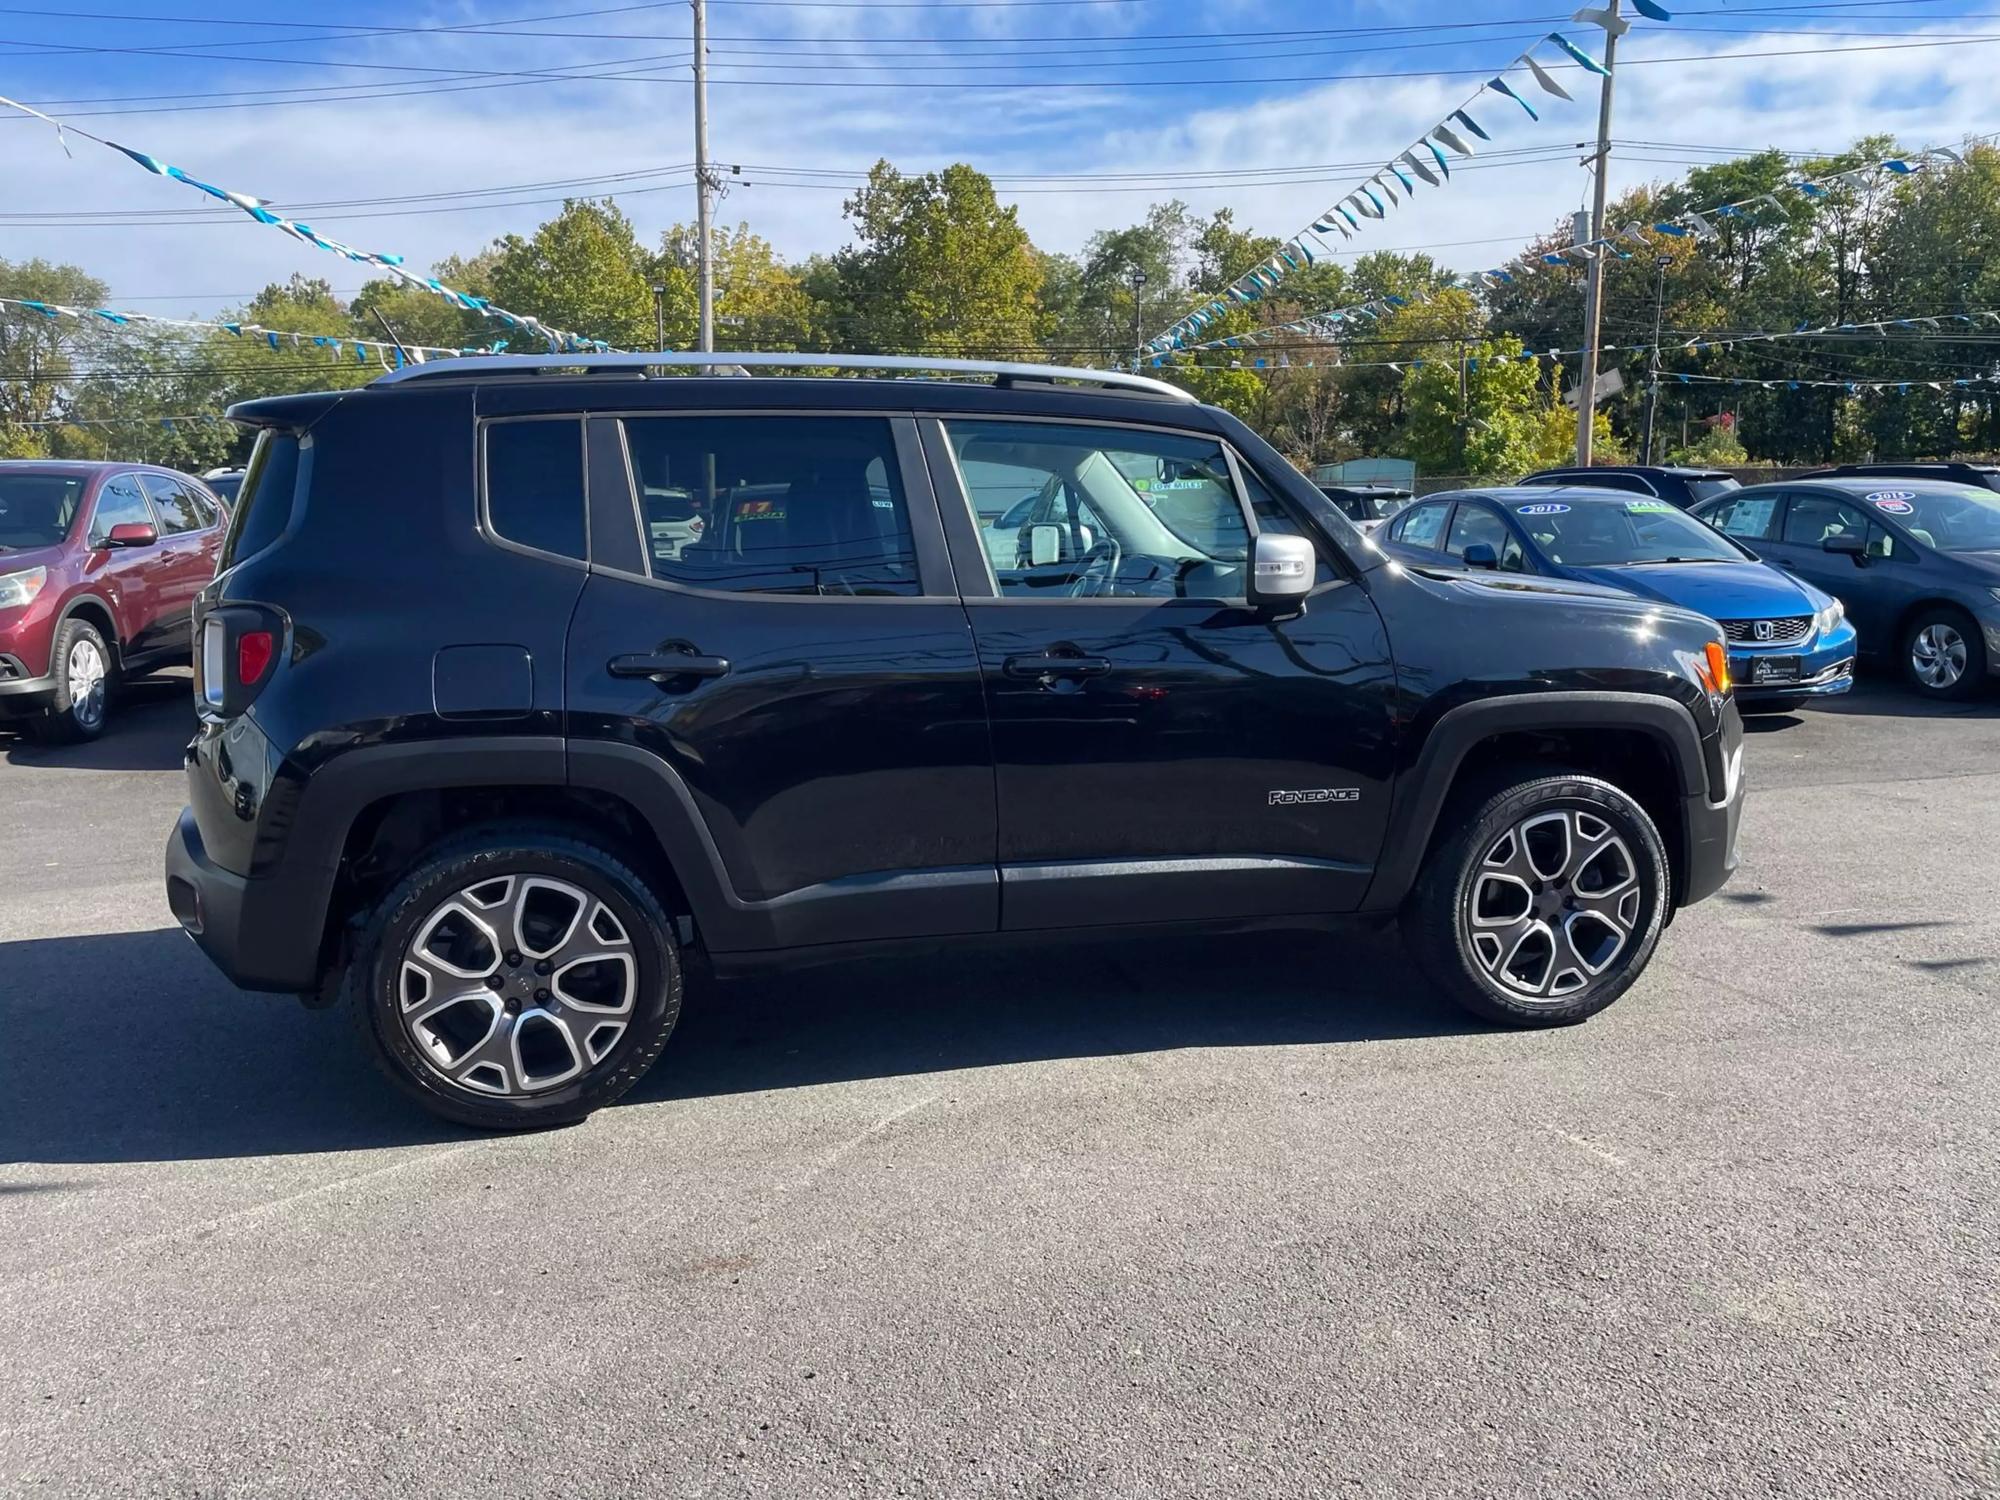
[0,460,228,741]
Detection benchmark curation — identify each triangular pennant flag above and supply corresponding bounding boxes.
[1425,138,1452,178]
[1522,51,1573,101]
[1433,125,1474,158]
[1548,32,1610,76]
[1387,159,1415,193]
[1452,109,1491,142]
[1631,0,1672,20]
[1488,77,1539,120]
[1403,149,1439,187]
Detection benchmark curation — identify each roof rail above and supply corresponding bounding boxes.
[369,350,1196,402]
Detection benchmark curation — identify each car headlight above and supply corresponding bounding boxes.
[0,567,48,610]
[1814,597,1845,637]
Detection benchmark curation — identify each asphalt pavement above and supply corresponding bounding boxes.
[1,671,1995,1498]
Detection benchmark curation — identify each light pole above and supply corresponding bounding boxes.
[1641,254,1669,465]
[651,283,667,352]
[1128,267,1149,371]
[1573,0,1626,465]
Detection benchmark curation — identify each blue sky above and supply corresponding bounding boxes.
[3,0,1995,325]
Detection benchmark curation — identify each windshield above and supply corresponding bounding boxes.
[1685,476,1740,503]
[1515,499,1744,565]
[1855,484,2000,552]
[0,472,85,550]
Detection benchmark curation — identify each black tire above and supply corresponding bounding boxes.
[1400,772,1671,1028]
[24,616,113,743]
[1900,605,1987,701]
[345,824,683,1130]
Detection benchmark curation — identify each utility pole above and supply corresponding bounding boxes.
[691,0,715,354]
[1574,0,1624,465]
[1641,253,1668,464]
[1129,267,1148,371]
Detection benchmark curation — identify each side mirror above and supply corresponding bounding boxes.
[1027,523,1064,568]
[102,522,158,549]
[1461,541,1499,570]
[1823,532,1867,564]
[1249,532,1315,608]
[996,496,1038,530]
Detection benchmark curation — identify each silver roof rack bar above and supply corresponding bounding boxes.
[370,350,1196,402]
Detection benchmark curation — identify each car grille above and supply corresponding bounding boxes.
[1720,615,1812,644]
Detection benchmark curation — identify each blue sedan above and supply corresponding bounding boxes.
[1381,486,1858,711]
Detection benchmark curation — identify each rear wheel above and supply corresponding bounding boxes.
[1902,606,1986,700]
[1402,773,1670,1027]
[347,826,682,1129]
[25,618,113,743]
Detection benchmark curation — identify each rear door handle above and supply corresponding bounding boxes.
[608,651,731,683]
[1004,651,1111,679]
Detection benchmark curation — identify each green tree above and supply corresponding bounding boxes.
[0,258,109,440]
[487,199,657,350]
[816,161,1043,356]
[351,251,501,353]
[655,224,802,350]
[1398,336,1582,478]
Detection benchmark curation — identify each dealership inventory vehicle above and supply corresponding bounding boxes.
[1382,487,1856,713]
[1795,461,2000,496]
[1517,465,1740,509]
[1693,478,2000,699]
[0,460,227,741]
[165,355,1743,1129]
[1314,482,1413,532]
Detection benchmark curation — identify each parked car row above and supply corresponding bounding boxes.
[0,460,230,740]
[1385,466,2000,705]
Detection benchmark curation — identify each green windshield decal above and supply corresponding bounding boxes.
[1624,500,1675,514]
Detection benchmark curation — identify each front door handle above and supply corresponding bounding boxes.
[608,651,731,683]
[1004,650,1111,679]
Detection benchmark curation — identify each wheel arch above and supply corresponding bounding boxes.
[1363,692,1708,914]
[56,594,121,666]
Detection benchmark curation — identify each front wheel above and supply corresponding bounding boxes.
[1401,773,1671,1027]
[1902,606,1987,700]
[347,826,683,1129]
[25,617,113,743]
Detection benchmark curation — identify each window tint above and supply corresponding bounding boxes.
[89,476,155,544]
[945,421,1249,599]
[1703,493,1781,541]
[1396,503,1451,549]
[220,431,300,568]
[1783,493,1892,556]
[0,473,85,548]
[486,419,586,562]
[624,415,918,597]
[141,474,209,534]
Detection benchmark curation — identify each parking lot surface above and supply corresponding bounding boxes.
[1,673,1995,1498]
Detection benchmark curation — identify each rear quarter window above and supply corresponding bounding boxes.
[484,419,587,562]
[219,430,302,569]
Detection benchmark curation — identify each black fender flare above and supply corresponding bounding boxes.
[1361,691,1711,911]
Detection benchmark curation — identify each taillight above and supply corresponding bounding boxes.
[199,606,284,717]
[237,630,274,685]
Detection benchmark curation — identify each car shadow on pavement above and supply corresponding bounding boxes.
[1807,675,2000,720]
[634,926,1482,1107]
[0,674,195,772]
[0,924,1482,1164]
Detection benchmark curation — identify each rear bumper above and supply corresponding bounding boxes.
[164,805,322,994]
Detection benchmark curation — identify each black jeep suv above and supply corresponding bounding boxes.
[165,355,1744,1129]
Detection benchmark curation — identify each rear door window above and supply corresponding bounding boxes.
[622,414,920,597]
[484,418,587,562]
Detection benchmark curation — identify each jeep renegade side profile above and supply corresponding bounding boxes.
[165,355,1743,1130]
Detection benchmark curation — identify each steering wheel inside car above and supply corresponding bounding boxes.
[1068,537,1123,597]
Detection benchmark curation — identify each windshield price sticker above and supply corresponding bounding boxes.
[1865,491,1916,513]
[1517,502,1571,515]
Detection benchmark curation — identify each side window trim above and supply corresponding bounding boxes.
[479,414,590,569]
[588,410,953,603]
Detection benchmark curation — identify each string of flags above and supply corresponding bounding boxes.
[0,92,615,356]
[1146,131,1997,363]
[0,296,503,366]
[1145,2,1675,354]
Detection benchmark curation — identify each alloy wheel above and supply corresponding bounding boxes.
[1462,808,1642,1002]
[1910,622,1968,690]
[398,875,637,1097]
[66,637,107,730]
